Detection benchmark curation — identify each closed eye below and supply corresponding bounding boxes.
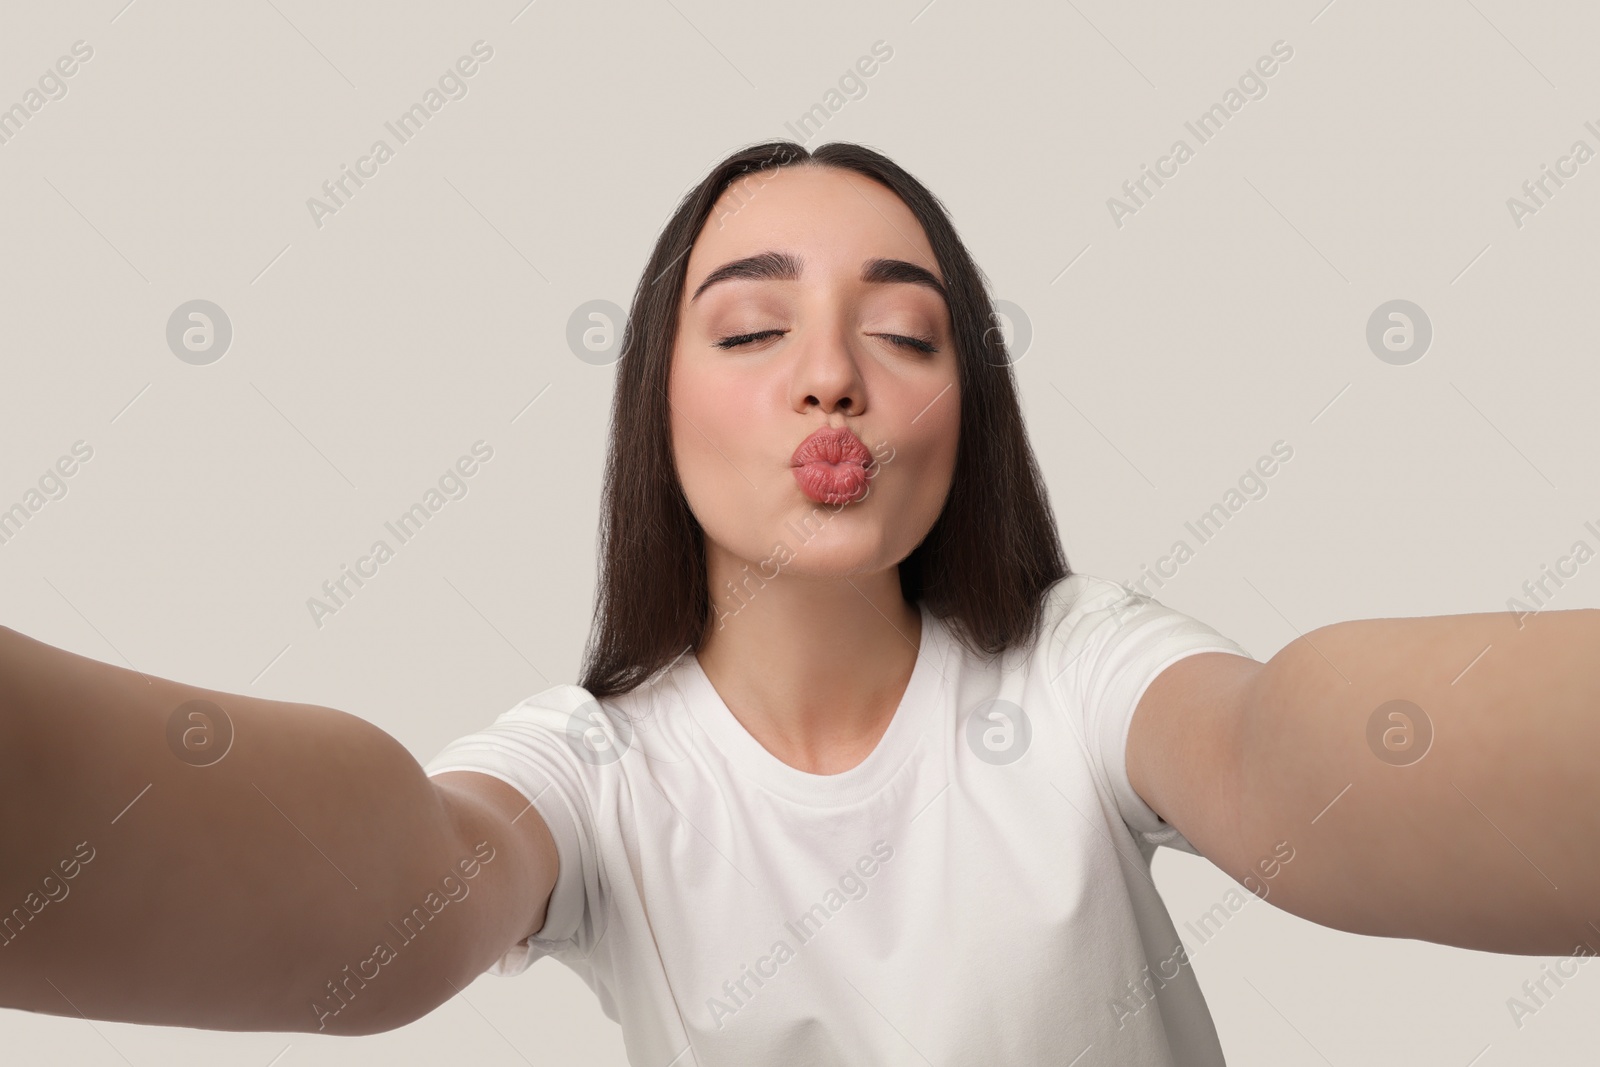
[713,330,938,354]
[713,329,785,349]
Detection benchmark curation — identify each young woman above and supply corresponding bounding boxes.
[2,141,1596,1066]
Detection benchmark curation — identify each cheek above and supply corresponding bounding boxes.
[898,400,960,513]
[669,365,767,516]
[901,379,959,459]
[864,419,951,512]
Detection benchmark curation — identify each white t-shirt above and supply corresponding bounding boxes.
[423,573,1254,1066]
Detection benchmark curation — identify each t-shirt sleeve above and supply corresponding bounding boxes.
[422,683,607,977]
[1043,574,1255,856]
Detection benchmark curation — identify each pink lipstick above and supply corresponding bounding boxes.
[790,426,875,505]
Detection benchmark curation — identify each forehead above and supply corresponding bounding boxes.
[684,165,939,290]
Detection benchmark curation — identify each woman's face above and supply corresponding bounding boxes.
[668,164,961,588]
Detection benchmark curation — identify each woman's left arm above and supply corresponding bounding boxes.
[1194,606,1600,955]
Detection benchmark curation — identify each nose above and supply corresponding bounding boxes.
[789,321,865,416]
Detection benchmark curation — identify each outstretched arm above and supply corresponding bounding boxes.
[1129,605,1600,956]
[0,624,555,1035]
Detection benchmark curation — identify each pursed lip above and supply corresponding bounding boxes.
[790,426,873,469]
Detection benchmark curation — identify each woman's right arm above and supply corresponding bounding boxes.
[0,623,559,1036]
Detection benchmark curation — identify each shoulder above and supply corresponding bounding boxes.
[426,682,642,779]
[489,683,601,723]
[483,682,610,743]
[1025,572,1263,857]
[1039,573,1147,624]
[1030,575,1254,751]
[1034,573,1160,671]
[1036,572,1250,679]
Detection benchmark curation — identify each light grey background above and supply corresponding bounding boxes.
[3,0,1597,1063]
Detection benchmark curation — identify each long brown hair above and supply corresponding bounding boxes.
[576,140,1070,700]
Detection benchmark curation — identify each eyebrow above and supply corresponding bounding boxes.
[688,250,949,306]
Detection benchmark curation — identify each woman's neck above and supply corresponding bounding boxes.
[695,570,922,776]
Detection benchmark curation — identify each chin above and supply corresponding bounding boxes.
[773,526,906,576]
